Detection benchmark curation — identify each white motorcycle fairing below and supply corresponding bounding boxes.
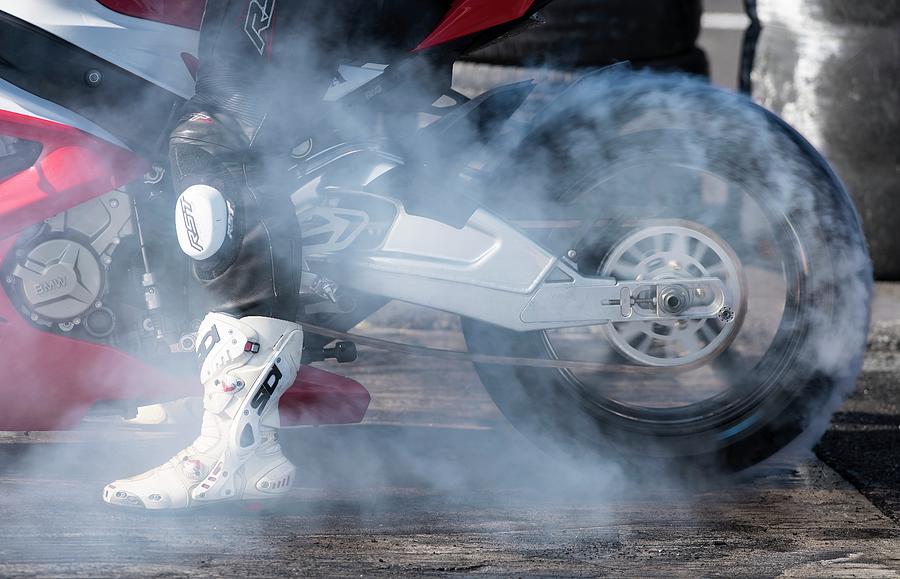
[0,0,198,99]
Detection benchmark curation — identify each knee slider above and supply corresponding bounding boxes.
[176,184,232,261]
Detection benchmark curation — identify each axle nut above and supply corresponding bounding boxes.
[659,285,691,315]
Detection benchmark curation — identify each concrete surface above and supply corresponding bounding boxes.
[698,0,748,89]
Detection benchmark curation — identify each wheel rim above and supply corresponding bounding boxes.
[599,220,746,368]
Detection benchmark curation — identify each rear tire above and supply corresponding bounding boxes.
[464,72,872,473]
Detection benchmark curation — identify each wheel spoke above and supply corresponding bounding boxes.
[671,232,690,257]
[672,329,704,356]
[691,241,709,263]
[614,322,647,344]
[635,333,654,354]
[699,320,719,345]
[706,262,728,279]
[624,246,643,264]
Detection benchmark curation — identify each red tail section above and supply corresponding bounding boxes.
[96,0,205,30]
[416,0,536,50]
[94,0,536,52]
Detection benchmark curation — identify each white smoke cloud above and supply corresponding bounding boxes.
[0,7,873,572]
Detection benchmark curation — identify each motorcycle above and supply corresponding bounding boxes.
[0,0,872,473]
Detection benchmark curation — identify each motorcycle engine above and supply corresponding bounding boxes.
[3,189,134,337]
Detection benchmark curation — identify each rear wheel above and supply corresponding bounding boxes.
[463,72,872,473]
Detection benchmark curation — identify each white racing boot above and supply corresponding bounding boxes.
[104,313,303,509]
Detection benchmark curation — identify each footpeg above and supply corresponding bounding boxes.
[322,341,357,363]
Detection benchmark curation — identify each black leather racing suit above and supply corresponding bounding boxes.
[170,1,354,319]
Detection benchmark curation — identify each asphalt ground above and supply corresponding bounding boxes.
[1,434,899,577]
[0,284,898,577]
[816,284,900,526]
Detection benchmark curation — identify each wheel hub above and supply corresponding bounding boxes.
[600,221,746,367]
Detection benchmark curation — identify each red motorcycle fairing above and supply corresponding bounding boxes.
[95,0,536,50]
[416,0,535,50]
[0,110,369,429]
[0,110,145,240]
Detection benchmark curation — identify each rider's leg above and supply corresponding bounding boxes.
[104,0,339,509]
